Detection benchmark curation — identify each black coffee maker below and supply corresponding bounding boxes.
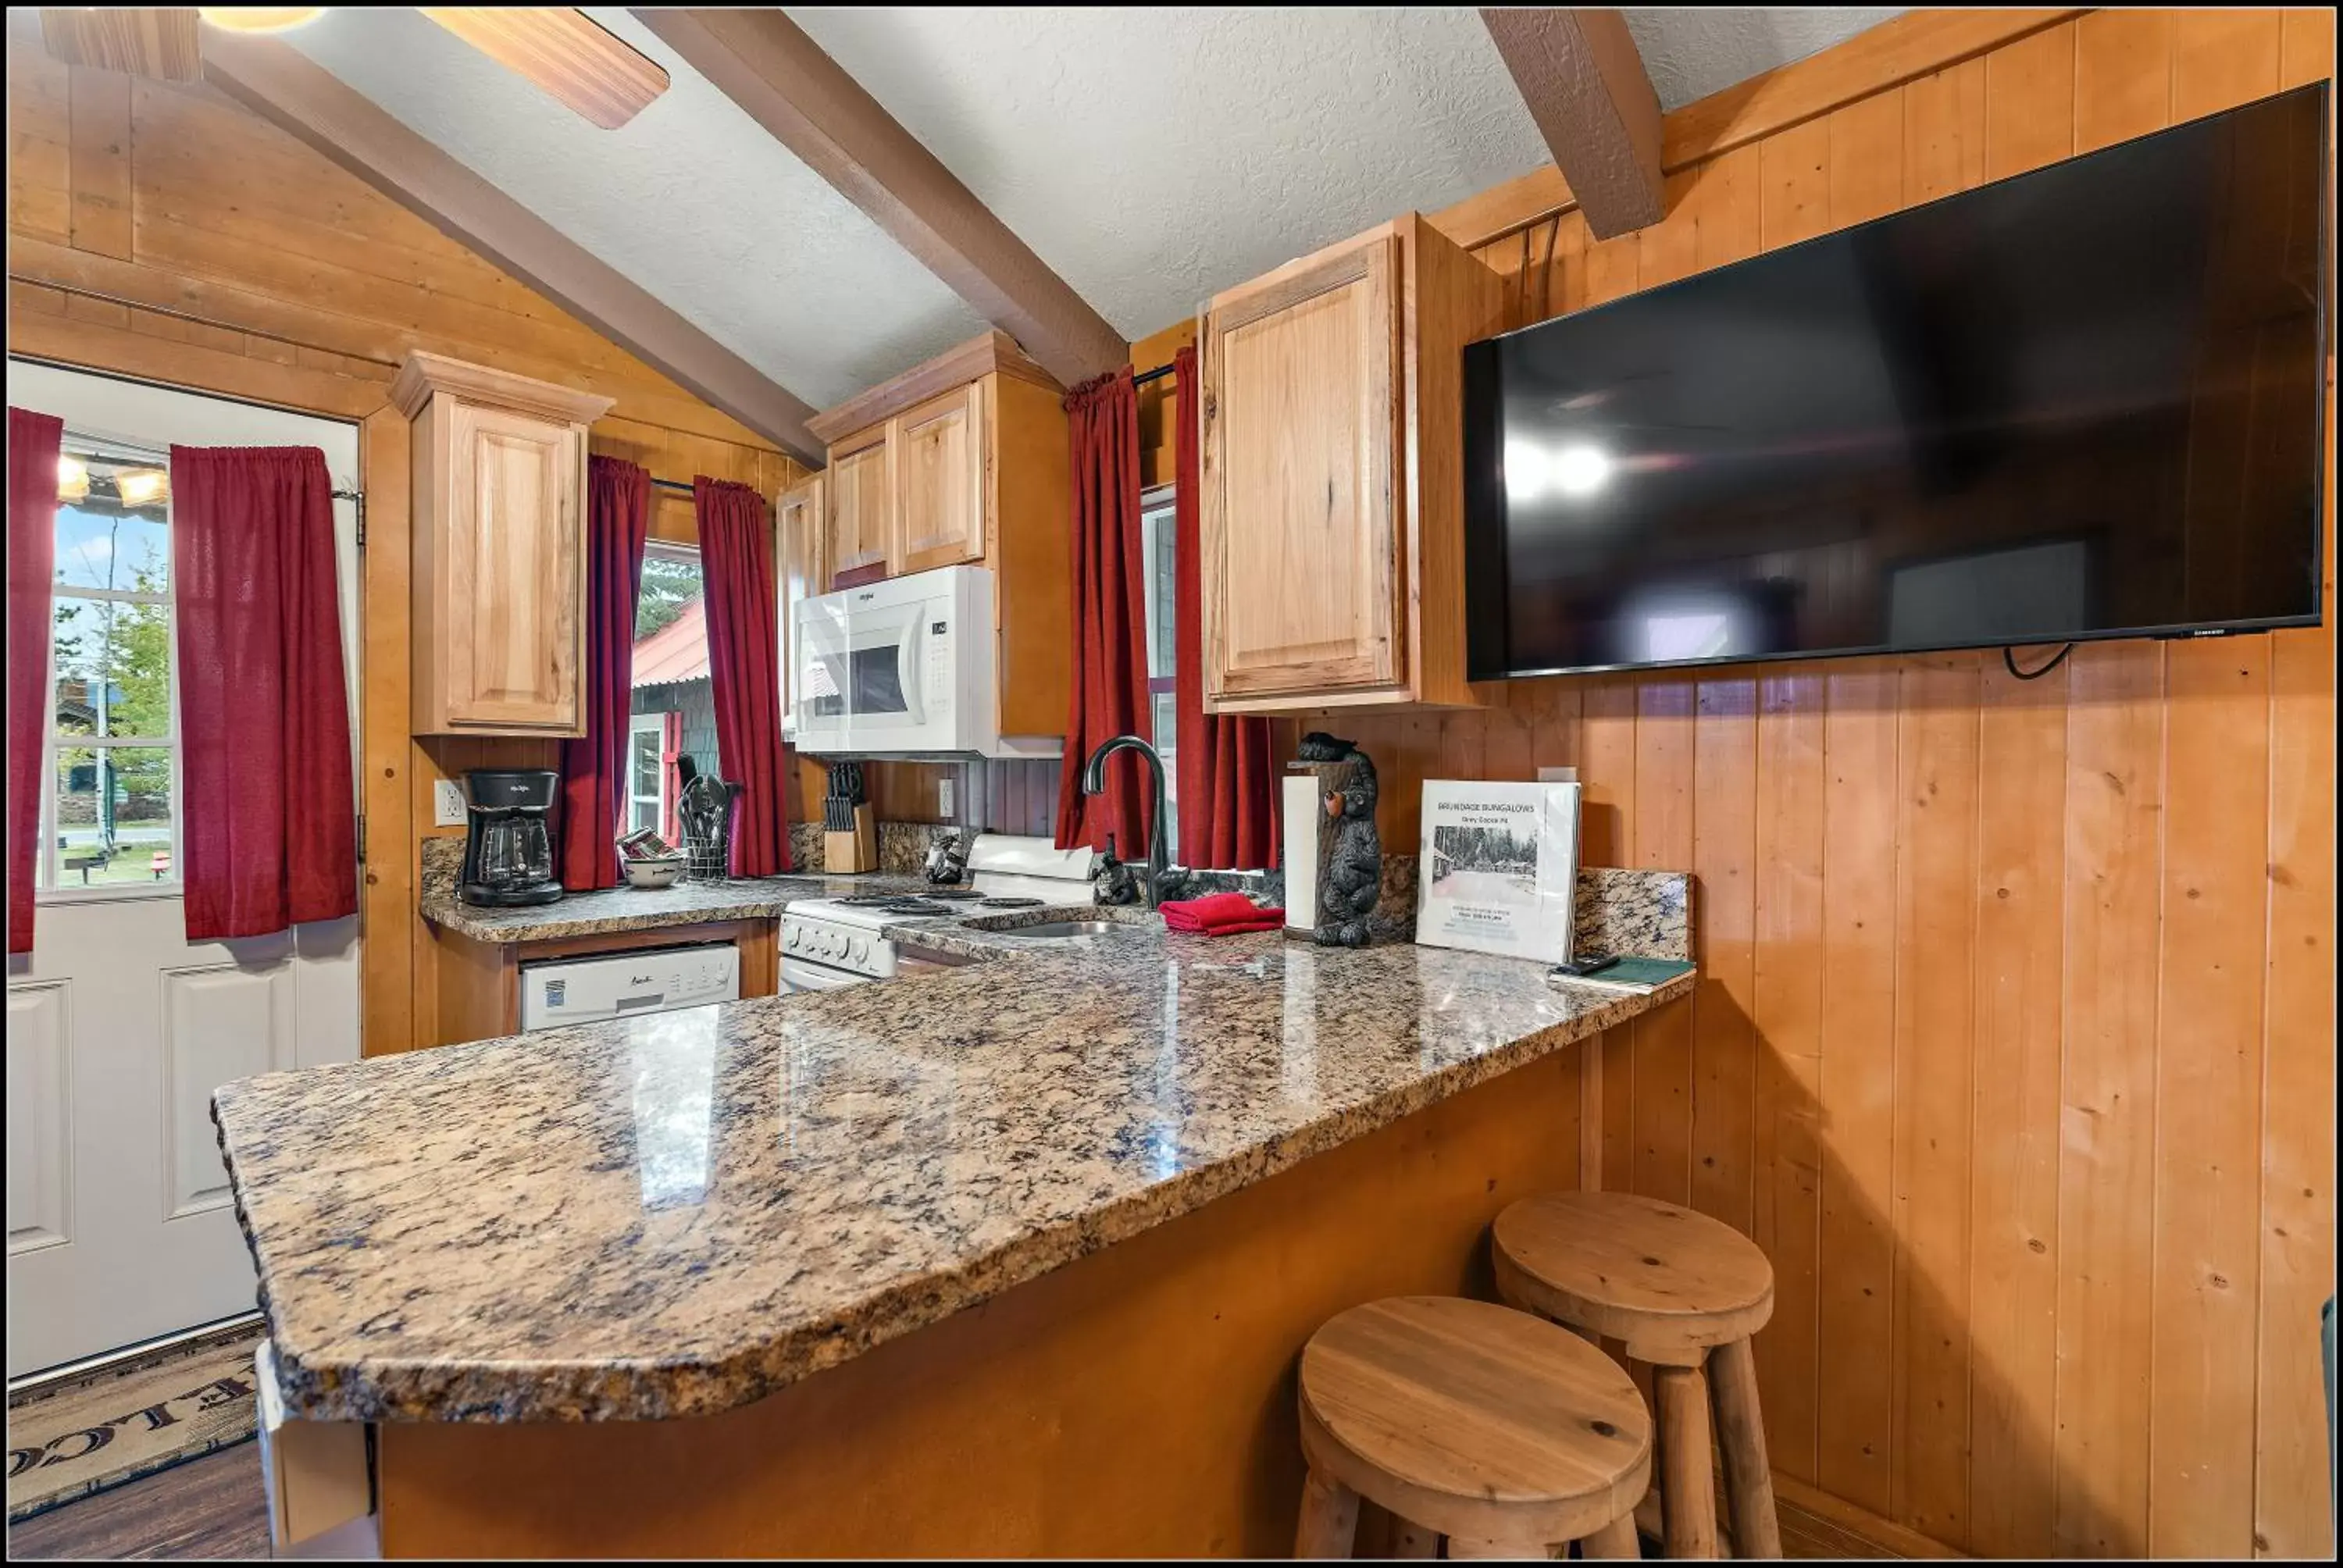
[458,769,563,907]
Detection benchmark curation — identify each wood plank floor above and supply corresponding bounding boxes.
[6,1441,269,1561]
[8,1438,1920,1561]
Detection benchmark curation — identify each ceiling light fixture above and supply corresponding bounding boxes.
[196,8,326,34]
[115,469,171,508]
[57,454,88,504]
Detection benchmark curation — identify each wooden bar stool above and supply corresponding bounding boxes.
[1492,1192,1780,1559]
[1294,1295,1649,1560]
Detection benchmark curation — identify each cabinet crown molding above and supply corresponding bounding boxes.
[390,349,616,426]
[808,330,1062,445]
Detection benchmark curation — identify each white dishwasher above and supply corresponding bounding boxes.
[519,943,740,1032]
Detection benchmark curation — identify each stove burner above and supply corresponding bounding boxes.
[833,894,909,907]
[879,900,956,916]
[920,888,982,900]
[979,896,1046,908]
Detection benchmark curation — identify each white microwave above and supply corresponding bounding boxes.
[790,565,1058,760]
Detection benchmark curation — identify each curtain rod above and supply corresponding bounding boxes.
[1133,362,1176,389]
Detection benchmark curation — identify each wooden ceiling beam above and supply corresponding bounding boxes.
[633,7,1129,390]
[194,28,825,464]
[1478,9,1664,239]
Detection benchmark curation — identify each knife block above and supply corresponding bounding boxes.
[825,804,877,874]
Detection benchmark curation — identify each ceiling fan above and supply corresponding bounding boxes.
[36,6,670,129]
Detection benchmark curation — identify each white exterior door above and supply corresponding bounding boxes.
[5,362,362,1377]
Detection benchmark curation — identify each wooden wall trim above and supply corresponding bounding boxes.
[1430,7,2086,250]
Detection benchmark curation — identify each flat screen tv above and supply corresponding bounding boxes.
[1461,83,2329,679]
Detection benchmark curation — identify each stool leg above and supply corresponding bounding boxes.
[1654,1363,1721,1559]
[1294,1466,1361,1558]
[1444,1534,1546,1559]
[1580,1511,1642,1559]
[1389,1518,1439,1558]
[1710,1337,1783,1559]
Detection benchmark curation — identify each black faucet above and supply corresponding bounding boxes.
[1079,734,1171,907]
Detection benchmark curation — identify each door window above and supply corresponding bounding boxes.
[41,447,180,895]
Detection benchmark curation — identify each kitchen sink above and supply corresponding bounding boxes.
[980,918,1127,939]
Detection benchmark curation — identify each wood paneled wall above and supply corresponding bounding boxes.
[1300,11,2334,1558]
[6,46,807,1054]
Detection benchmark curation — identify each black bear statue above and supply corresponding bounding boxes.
[1296,731,1382,948]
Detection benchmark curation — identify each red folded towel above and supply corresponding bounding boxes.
[1161,891,1286,935]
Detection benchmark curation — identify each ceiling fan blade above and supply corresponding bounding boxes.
[39,7,203,81]
[420,8,669,130]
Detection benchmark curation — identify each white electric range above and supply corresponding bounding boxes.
[779,835,1096,991]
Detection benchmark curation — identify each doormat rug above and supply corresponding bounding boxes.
[6,1319,263,1521]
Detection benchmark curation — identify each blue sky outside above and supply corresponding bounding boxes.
[55,504,169,593]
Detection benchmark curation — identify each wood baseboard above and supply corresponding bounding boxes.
[1633,1470,1965,1559]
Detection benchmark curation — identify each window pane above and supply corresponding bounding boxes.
[53,500,169,594]
[631,728,662,796]
[53,747,175,887]
[52,596,171,739]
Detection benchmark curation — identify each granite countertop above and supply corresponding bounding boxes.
[419,871,936,943]
[214,875,1693,1427]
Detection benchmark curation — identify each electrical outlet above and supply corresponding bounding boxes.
[433,779,468,828]
[938,778,954,819]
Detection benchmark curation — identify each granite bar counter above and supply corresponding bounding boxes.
[216,871,1694,1556]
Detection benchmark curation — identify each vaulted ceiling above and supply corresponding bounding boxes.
[281,7,1899,419]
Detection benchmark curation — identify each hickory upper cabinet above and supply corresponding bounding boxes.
[395,351,614,736]
[1199,213,1503,712]
[774,472,826,740]
[807,331,1054,586]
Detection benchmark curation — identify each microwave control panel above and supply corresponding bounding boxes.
[923,614,954,713]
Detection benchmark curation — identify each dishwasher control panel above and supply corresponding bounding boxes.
[519,943,740,1032]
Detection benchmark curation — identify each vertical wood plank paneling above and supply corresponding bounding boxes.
[2149,640,2272,1559]
[1887,654,1979,1545]
[1689,679,1756,1235]
[1578,681,1638,1195]
[1815,663,1899,1517]
[2256,376,2334,1556]
[1751,672,1827,1486]
[1758,117,1831,250]
[2070,12,2168,155]
[1582,223,1640,308]
[1632,680,1696,1208]
[1826,88,1906,230]
[1903,57,1988,205]
[358,409,413,1060]
[1967,656,2070,1559]
[2054,643,2166,1559]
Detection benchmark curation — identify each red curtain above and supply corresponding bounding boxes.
[697,476,792,875]
[1053,369,1152,854]
[1172,347,1281,870]
[169,445,355,941]
[8,408,62,954]
[558,456,650,891]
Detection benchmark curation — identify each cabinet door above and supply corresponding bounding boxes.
[442,401,583,729]
[1201,232,1402,700]
[775,473,826,733]
[890,383,986,574]
[826,437,892,583]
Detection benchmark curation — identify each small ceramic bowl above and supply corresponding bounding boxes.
[622,857,686,889]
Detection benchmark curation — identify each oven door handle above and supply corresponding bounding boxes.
[895,608,927,728]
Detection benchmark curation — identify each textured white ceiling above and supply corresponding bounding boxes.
[281,8,1903,409]
[284,7,990,409]
[1623,8,1906,112]
[789,7,1552,341]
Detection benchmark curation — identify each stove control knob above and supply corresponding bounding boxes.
[784,927,801,951]
[849,936,869,964]
[823,932,843,958]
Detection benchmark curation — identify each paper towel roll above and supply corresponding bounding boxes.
[1282,774,1318,934]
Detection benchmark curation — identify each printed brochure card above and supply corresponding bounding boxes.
[1414,780,1581,963]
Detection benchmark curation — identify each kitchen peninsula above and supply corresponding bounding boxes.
[216,881,1692,1558]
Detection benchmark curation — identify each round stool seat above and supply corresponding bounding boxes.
[1494,1190,1773,1367]
[1297,1295,1650,1546]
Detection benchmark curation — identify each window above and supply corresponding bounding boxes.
[627,714,666,835]
[41,444,180,893]
[629,541,721,841]
[1139,486,1179,851]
